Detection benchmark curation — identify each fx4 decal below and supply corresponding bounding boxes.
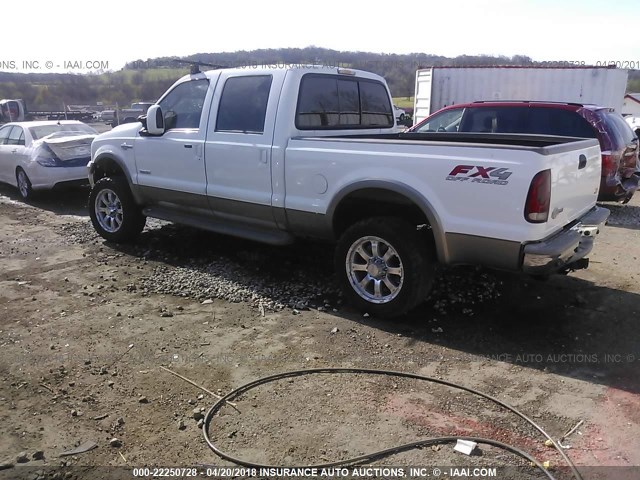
[446,165,513,185]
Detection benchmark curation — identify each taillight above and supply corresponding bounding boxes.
[35,144,60,167]
[525,169,551,223]
[601,152,621,177]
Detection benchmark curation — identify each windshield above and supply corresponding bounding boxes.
[414,108,464,132]
[28,123,97,140]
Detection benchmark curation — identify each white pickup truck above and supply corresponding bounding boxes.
[87,65,609,317]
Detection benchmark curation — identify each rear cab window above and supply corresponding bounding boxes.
[296,74,393,129]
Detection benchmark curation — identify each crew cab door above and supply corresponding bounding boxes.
[204,72,284,228]
[134,78,210,211]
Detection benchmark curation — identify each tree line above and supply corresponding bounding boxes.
[0,47,638,110]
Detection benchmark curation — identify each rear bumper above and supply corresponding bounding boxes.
[26,164,91,191]
[522,206,610,275]
[598,172,640,202]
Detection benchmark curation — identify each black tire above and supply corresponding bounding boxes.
[334,217,435,318]
[88,177,145,243]
[16,168,34,201]
[399,113,405,122]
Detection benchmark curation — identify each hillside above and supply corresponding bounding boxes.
[1,47,638,110]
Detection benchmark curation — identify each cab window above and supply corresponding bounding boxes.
[216,76,273,134]
[158,79,209,130]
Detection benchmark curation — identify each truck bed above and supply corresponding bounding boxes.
[285,132,601,256]
[309,132,594,150]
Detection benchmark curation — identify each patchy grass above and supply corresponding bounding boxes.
[392,96,414,109]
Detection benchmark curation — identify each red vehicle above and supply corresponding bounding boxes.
[408,101,640,202]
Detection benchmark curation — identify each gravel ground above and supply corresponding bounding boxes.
[57,217,502,315]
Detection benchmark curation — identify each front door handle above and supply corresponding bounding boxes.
[184,144,193,149]
[121,143,133,150]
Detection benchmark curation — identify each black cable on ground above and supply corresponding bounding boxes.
[203,368,583,480]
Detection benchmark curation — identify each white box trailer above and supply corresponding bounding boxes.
[413,66,629,124]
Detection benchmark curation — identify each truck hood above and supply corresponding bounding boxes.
[95,122,142,142]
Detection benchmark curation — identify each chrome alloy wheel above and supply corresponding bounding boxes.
[95,189,124,233]
[345,235,404,304]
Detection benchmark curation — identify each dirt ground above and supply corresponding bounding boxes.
[0,179,639,480]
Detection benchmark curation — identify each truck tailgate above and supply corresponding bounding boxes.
[539,139,601,237]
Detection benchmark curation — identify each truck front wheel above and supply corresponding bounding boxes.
[334,217,435,318]
[89,177,145,243]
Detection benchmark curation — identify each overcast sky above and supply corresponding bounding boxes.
[3,0,639,73]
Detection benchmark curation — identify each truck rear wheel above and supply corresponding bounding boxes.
[89,177,145,243]
[334,217,434,318]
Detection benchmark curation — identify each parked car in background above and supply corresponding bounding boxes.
[625,115,640,136]
[393,104,407,121]
[99,110,115,124]
[0,121,97,200]
[0,99,26,123]
[110,102,155,127]
[408,101,640,203]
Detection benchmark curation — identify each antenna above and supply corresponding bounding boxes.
[171,59,228,74]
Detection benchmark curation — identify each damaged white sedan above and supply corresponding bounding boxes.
[0,120,97,200]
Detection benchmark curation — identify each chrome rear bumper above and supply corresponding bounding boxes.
[522,206,610,275]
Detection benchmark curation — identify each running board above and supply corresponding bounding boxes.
[141,206,295,246]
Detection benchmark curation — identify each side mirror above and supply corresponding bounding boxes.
[146,105,164,135]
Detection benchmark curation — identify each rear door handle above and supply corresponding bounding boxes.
[578,154,587,169]
[121,143,133,150]
[184,144,193,149]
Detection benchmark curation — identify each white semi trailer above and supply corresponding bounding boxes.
[413,66,629,124]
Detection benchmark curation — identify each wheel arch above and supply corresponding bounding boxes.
[89,154,132,185]
[15,166,32,195]
[327,180,447,263]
